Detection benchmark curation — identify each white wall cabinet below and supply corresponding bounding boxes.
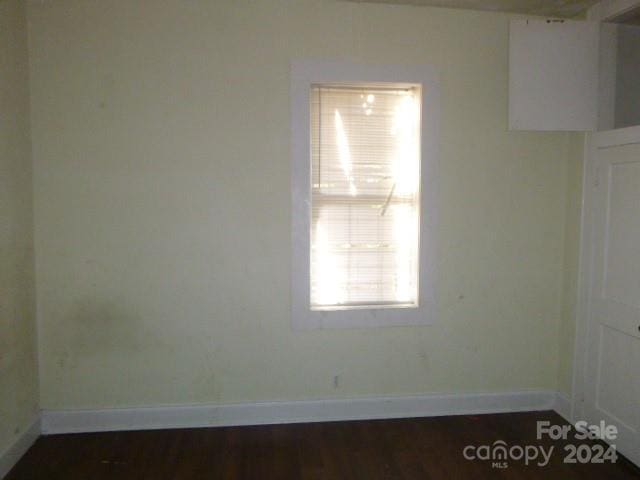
[509,19,600,131]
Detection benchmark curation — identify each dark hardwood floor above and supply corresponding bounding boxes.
[6,411,640,479]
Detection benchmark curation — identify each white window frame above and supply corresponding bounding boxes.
[291,60,439,330]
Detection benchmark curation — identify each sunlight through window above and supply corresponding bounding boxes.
[310,84,421,309]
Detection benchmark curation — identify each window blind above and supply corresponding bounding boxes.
[310,84,421,309]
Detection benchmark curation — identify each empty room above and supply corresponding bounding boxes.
[2,0,640,478]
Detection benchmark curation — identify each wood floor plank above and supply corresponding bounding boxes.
[5,411,640,479]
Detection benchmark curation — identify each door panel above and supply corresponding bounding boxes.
[596,325,639,428]
[604,156,640,309]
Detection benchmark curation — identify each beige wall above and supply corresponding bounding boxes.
[0,0,39,456]
[557,133,584,397]
[28,0,578,410]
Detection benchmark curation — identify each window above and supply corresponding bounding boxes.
[291,61,439,329]
[310,85,421,309]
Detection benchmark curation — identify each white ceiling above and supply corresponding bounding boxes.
[345,0,600,18]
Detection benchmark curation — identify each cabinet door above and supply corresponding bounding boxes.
[509,19,599,131]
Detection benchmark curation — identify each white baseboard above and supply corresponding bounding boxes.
[41,390,556,435]
[553,392,572,423]
[0,390,578,474]
[0,417,40,479]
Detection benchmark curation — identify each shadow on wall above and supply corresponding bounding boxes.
[55,297,160,369]
[52,296,220,401]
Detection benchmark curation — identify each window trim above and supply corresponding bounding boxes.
[291,60,439,330]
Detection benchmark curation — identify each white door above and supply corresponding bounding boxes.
[583,126,640,466]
